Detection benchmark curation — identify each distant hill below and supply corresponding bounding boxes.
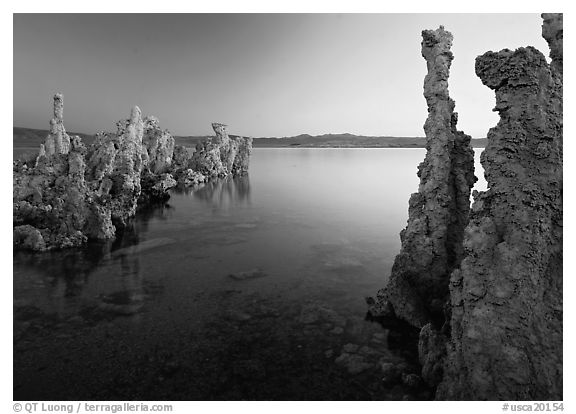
[252,133,487,148]
[13,126,487,159]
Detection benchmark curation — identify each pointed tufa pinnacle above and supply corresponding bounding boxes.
[131,106,142,124]
[368,25,475,329]
[541,13,563,75]
[40,92,70,157]
[53,93,64,121]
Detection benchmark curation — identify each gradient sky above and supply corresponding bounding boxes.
[13,13,549,138]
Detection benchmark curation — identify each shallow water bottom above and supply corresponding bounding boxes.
[13,200,427,400]
[15,148,487,400]
[14,281,427,400]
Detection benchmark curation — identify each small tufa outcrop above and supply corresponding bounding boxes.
[232,135,253,176]
[437,14,563,400]
[190,123,252,178]
[368,26,476,328]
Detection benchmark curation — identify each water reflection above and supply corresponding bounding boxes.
[13,201,175,328]
[174,175,250,209]
[14,149,485,400]
[13,173,255,330]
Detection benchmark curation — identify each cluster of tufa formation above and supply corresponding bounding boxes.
[437,14,563,400]
[368,26,476,329]
[190,123,253,178]
[13,96,253,251]
[370,13,562,400]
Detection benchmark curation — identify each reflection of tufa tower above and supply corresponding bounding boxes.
[42,93,71,156]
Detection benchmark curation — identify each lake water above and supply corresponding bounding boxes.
[13,148,486,400]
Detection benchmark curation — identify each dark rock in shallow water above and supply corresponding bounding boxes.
[225,309,252,322]
[342,343,359,353]
[298,302,346,327]
[335,352,373,375]
[228,268,267,281]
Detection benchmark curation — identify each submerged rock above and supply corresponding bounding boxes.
[380,362,400,385]
[437,15,563,400]
[298,302,346,327]
[228,268,267,281]
[369,26,476,328]
[335,352,373,375]
[225,309,252,322]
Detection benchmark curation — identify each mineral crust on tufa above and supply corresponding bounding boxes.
[14,126,114,249]
[541,13,563,75]
[14,96,253,251]
[142,115,175,174]
[190,123,253,178]
[437,14,563,400]
[43,93,71,156]
[368,26,476,328]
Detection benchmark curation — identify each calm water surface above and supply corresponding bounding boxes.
[13,148,486,400]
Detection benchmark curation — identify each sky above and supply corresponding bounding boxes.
[13,13,549,138]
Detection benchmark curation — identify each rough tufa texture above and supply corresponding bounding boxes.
[541,13,563,76]
[42,93,71,157]
[437,15,563,400]
[14,132,106,249]
[232,135,253,176]
[104,106,146,227]
[142,116,176,174]
[14,96,253,251]
[191,123,253,178]
[368,26,476,328]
